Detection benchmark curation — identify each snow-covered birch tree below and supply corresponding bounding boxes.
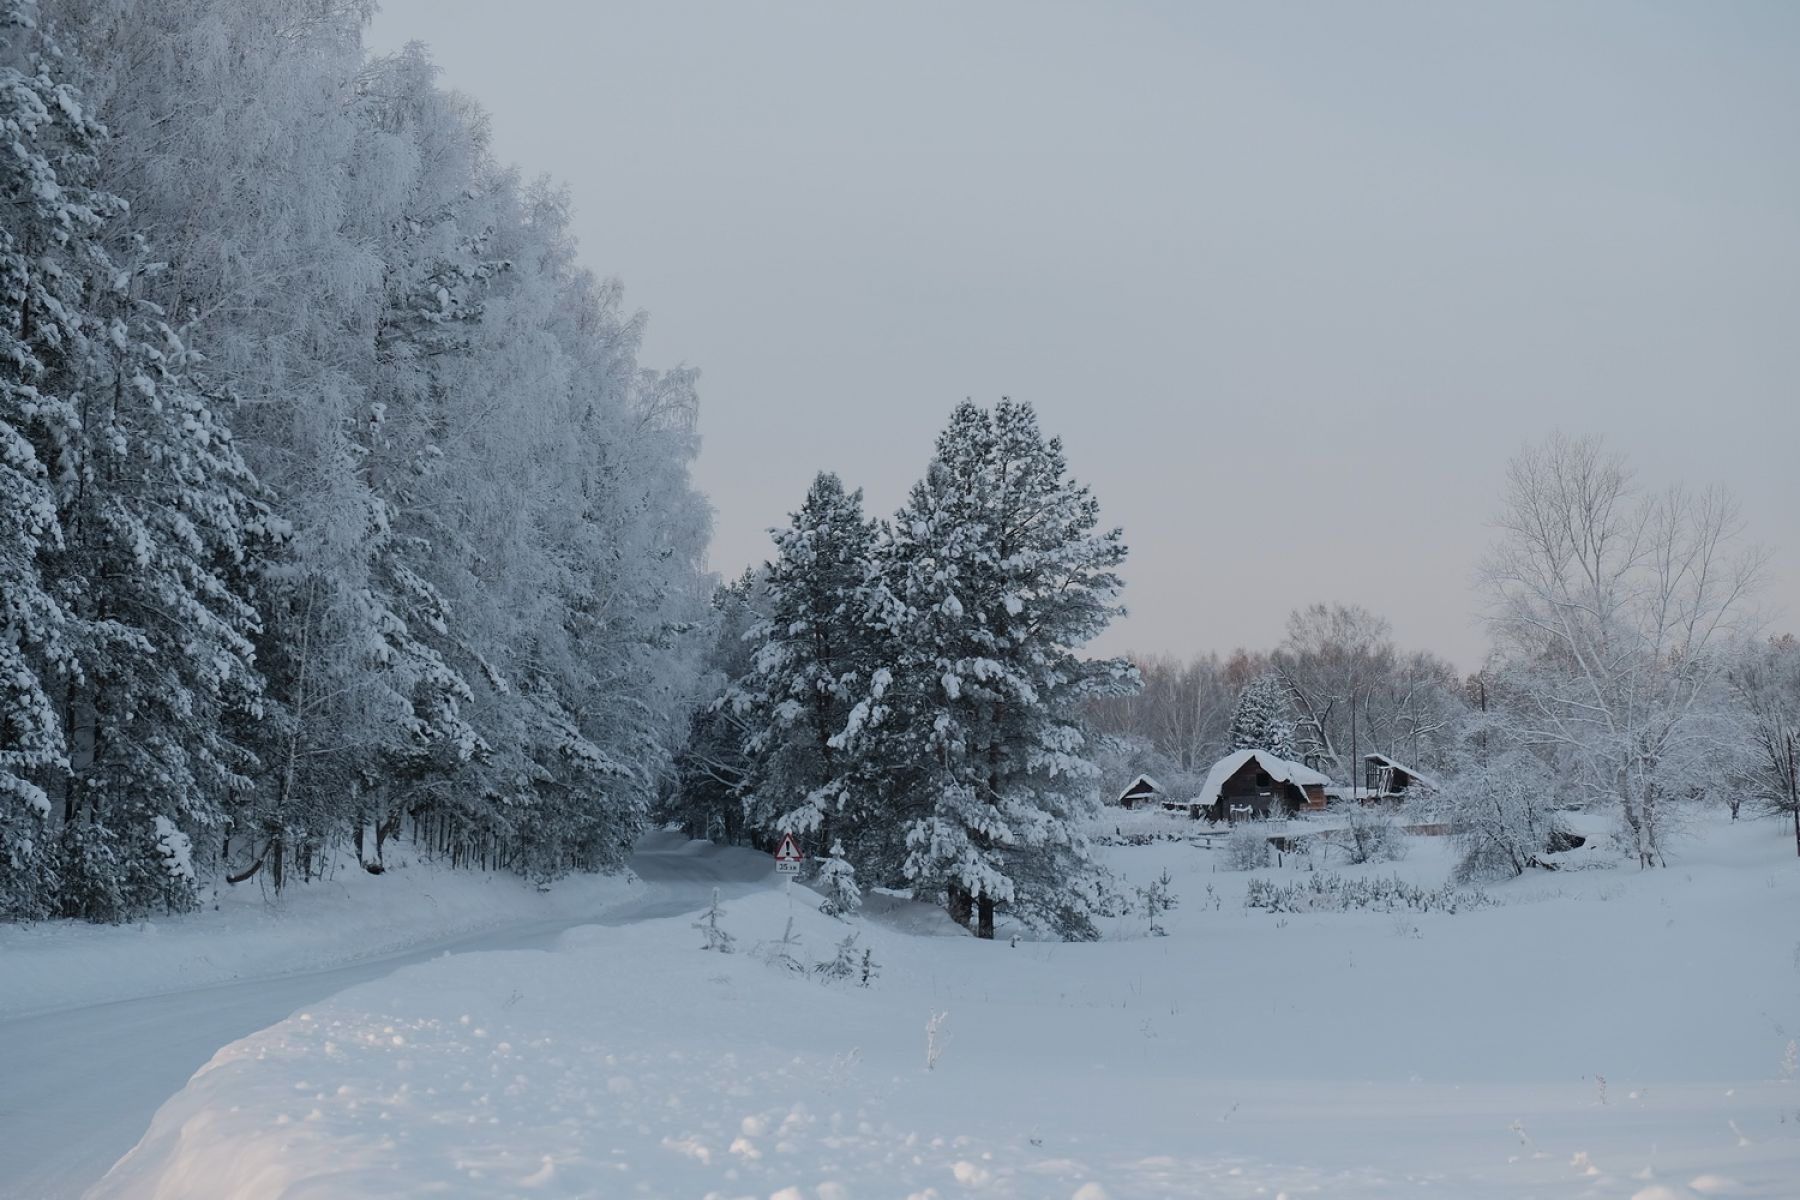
[1480,433,1764,867]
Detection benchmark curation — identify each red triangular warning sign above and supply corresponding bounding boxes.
[773,832,803,862]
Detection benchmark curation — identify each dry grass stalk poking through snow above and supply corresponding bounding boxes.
[925,1010,950,1071]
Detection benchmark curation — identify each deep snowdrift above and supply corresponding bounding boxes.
[87,817,1800,1199]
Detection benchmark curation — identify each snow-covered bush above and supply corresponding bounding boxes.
[1245,872,1494,915]
[1085,804,1205,846]
[1448,752,1571,882]
[1340,805,1408,865]
[1225,823,1271,870]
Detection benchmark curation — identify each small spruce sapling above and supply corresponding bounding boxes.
[815,841,862,918]
[759,916,807,973]
[1135,868,1178,936]
[695,887,735,953]
[813,930,866,982]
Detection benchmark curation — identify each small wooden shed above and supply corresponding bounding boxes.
[1115,774,1163,809]
[1362,753,1439,799]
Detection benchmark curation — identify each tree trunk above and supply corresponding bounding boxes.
[376,804,405,867]
[947,884,972,929]
[976,891,995,940]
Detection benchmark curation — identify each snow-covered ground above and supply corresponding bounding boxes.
[0,847,643,1023]
[78,814,1800,1199]
[0,834,773,1199]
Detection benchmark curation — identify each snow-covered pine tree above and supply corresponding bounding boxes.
[0,3,95,916]
[51,308,273,919]
[877,399,1134,940]
[1,8,270,916]
[735,473,885,857]
[1227,672,1298,759]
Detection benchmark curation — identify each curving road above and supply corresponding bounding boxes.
[0,833,773,1200]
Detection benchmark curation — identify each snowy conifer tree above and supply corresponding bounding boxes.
[814,841,862,918]
[1,8,270,916]
[873,399,1134,940]
[0,5,95,915]
[1227,673,1298,760]
[735,473,885,856]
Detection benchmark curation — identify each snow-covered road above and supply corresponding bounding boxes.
[0,833,772,1200]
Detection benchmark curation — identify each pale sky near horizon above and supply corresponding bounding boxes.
[369,1,1797,669]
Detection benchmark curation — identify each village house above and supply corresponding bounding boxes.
[1113,774,1163,809]
[1165,749,1331,822]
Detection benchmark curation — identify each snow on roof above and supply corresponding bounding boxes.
[1118,774,1162,797]
[1192,749,1331,807]
[1363,753,1440,792]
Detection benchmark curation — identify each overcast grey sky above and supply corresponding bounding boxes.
[370,1,1797,667]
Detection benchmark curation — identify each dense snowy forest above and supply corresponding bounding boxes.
[2,0,710,920]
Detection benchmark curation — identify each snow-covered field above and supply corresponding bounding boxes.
[77,815,1800,1199]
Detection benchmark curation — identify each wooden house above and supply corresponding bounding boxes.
[1114,774,1163,810]
[1362,753,1439,799]
[1168,749,1331,822]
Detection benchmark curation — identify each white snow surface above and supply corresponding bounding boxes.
[1192,748,1333,808]
[0,845,640,1022]
[0,834,778,1198]
[78,815,1800,1200]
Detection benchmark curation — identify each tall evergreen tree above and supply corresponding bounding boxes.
[736,473,885,856]
[1,4,99,915]
[2,7,270,917]
[874,399,1133,940]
